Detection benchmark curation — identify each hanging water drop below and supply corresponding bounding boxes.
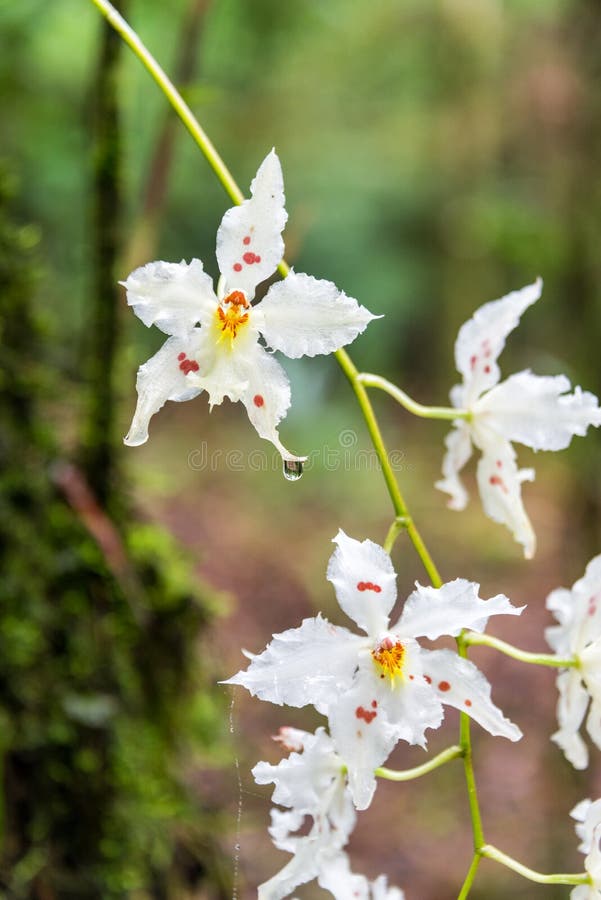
[283,459,303,481]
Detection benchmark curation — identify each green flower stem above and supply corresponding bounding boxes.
[457,854,481,900]
[335,350,442,586]
[376,744,463,781]
[463,632,576,668]
[357,373,469,421]
[83,8,496,896]
[87,0,442,587]
[456,632,485,896]
[89,0,244,207]
[383,516,411,554]
[481,845,589,886]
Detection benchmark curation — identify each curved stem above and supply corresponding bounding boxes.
[358,373,469,422]
[463,632,576,668]
[481,845,588,886]
[456,854,481,900]
[376,744,463,782]
[383,516,410,554]
[89,0,244,206]
[87,0,443,589]
[335,350,442,586]
[456,632,484,890]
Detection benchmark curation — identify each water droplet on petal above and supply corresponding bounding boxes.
[283,459,303,482]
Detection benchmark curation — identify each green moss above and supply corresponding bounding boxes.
[0,169,230,898]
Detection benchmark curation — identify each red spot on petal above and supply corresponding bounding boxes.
[243,252,255,264]
[233,263,243,272]
[358,581,382,593]
[178,354,200,375]
[470,355,477,370]
[355,706,377,724]
[380,674,385,679]
[423,674,432,684]
[243,236,251,245]
[465,699,472,707]
[253,394,264,408]
[484,365,491,374]
[438,681,451,692]
[496,460,503,468]
[255,255,261,263]
[409,674,414,680]
[371,700,377,708]
[489,474,509,494]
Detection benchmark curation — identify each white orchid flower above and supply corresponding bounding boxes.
[436,279,601,558]
[253,727,356,900]
[317,852,405,900]
[546,555,601,769]
[226,531,523,809]
[571,798,601,898]
[122,150,376,464]
[254,727,405,900]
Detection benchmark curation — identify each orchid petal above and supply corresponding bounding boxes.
[435,422,473,511]
[422,648,522,741]
[253,728,343,813]
[223,615,363,713]
[122,259,217,337]
[317,853,369,899]
[373,637,446,747]
[474,434,536,558]
[326,530,397,635]
[547,556,601,656]
[236,343,304,462]
[328,669,401,810]
[546,587,582,654]
[268,807,305,853]
[586,697,601,758]
[396,578,524,641]
[371,875,406,900]
[216,149,287,299]
[124,332,204,446]
[475,371,601,451]
[258,837,321,900]
[454,278,542,404]
[571,801,601,898]
[255,271,378,359]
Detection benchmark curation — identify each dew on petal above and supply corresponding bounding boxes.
[283,459,303,482]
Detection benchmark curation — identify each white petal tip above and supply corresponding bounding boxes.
[123,432,147,447]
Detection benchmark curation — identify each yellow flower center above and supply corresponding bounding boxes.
[215,290,250,347]
[372,637,405,683]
